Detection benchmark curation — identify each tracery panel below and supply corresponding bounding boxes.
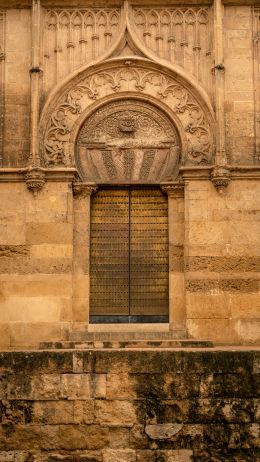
[132,7,213,96]
[43,8,122,95]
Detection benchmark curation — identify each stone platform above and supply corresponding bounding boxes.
[0,348,259,461]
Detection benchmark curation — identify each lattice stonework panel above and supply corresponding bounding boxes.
[254,8,260,162]
[43,8,121,94]
[132,7,213,95]
[0,10,5,165]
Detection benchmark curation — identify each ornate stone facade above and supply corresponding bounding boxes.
[0,0,259,347]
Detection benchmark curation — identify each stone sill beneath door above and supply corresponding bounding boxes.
[69,323,187,342]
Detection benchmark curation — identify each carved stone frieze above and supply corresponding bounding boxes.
[131,7,213,95]
[42,60,214,170]
[43,8,122,95]
[77,100,180,183]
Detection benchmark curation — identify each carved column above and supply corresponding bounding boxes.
[161,181,185,331]
[72,183,97,326]
[211,0,230,192]
[26,0,45,194]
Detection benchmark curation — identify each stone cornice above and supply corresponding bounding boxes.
[0,166,259,183]
[0,168,77,182]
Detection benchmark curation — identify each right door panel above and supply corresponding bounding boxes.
[129,187,169,316]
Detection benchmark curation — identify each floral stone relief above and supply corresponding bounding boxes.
[42,61,214,170]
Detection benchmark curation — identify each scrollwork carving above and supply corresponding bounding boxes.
[43,63,213,169]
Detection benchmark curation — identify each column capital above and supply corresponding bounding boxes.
[73,182,98,198]
[160,179,185,198]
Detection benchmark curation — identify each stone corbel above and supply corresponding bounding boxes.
[211,165,231,194]
[73,182,98,198]
[25,167,46,196]
[160,177,185,198]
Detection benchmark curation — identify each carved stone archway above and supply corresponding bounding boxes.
[39,58,215,170]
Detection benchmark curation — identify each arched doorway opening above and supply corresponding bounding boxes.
[76,98,181,323]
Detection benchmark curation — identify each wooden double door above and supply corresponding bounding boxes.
[90,187,169,323]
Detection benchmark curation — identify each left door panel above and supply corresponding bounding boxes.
[90,188,130,315]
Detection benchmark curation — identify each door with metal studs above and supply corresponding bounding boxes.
[90,186,169,323]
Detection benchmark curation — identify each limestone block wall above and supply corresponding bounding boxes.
[3,9,31,167]
[185,180,260,344]
[0,182,73,347]
[0,349,259,461]
[0,0,259,347]
[224,6,256,164]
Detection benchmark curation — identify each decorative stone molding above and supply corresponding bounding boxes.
[25,168,46,196]
[131,6,212,95]
[211,165,231,194]
[161,177,185,198]
[73,182,97,197]
[40,59,214,171]
[43,7,122,94]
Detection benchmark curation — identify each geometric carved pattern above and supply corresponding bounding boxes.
[132,7,213,95]
[77,100,180,183]
[43,8,121,95]
[43,61,213,169]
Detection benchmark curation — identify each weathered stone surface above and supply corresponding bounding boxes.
[0,350,258,458]
[95,400,137,427]
[102,449,136,462]
[145,423,183,440]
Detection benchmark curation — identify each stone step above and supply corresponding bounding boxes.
[39,339,213,350]
[69,329,187,342]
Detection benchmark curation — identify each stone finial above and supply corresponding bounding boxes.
[25,168,45,196]
[73,182,98,198]
[211,165,231,194]
[161,177,185,198]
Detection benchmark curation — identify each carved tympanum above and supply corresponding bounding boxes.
[42,61,213,169]
[77,100,180,183]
